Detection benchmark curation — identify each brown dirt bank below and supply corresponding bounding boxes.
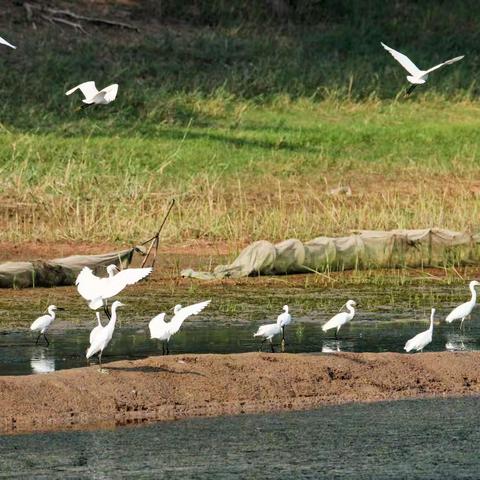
[1,351,480,435]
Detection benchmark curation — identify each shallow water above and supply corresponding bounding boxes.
[1,396,479,479]
[1,317,479,375]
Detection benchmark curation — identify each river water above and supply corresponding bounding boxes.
[1,396,479,479]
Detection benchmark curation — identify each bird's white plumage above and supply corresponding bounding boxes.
[89,312,104,345]
[76,265,152,310]
[86,301,123,359]
[30,305,58,333]
[404,308,435,352]
[0,36,16,49]
[66,81,118,105]
[322,300,356,333]
[445,280,479,326]
[149,300,211,341]
[381,42,464,86]
[253,322,282,341]
[277,305,292,328]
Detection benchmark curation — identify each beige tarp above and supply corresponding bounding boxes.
[0,247,142,288]
[181,229,480,280]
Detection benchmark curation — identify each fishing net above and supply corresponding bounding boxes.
[181,229,480,280]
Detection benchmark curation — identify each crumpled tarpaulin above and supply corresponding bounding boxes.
[0,246,143,288]
[181,229,480,280]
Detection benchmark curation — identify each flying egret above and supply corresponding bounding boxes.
[89,312,104,346]
[0,36,16,49]
[322,300,356,338]
[445,280,480,330]
[86,300,124,371]
[381,42,464,95]
[277,305,292,352]
[30,305,64,346]
[149,300,211,355]
[76,264,152,316]
[404,308,435,353]
[65,81,118,106]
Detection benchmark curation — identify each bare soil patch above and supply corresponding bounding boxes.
[1,351,479,434]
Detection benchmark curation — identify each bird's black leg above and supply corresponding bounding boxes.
[43,333,50,347]
[406,84,417,96]
[35,333,41,345]
[334,330,338,339]
[281,326,286,352]
[162,342,165,355]
[103,302,111,320]
[259,338,266,352]
[270,340,275,353]
[166,341,170,355]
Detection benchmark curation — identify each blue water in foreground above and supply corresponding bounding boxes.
[1,396,479,479]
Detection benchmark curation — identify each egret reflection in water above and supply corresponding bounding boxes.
[30,350,55,374]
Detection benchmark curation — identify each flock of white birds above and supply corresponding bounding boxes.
[2,31,471,366]
[29,262,480,368]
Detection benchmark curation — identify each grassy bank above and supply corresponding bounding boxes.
[0,3,480,245]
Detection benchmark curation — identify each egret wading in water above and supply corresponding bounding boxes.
[404,308,435,353]
[381,42,464,95]
[254,319,282,353]
[445,280,480,330]
[76,264,152,318]
[149,300,211,355]
[65,81,118,107]
[322,300,357,338]
[277,305,292,352]
[86,301,124,371]
[30,305,64,346]
[0,36,16,49]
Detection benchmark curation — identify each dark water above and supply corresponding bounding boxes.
[1,318,479,375]
[1,396,479,479]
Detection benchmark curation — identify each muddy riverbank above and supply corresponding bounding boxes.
[1,351,479,434]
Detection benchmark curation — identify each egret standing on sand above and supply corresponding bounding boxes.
[404,308,435,353]
[30,305,64,346]
[65,81,118,106]
[277,305,292,352]
[445,280,480,330]
[76,264,152,316]
[86,301,124,371]
[0,36,16,49]
[322,300,357,338]
[381,42,464,95]
[149,300,211,355]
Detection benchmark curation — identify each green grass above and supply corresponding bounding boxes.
[1,8,480,245]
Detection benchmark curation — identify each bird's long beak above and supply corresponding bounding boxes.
[57,307,65,311]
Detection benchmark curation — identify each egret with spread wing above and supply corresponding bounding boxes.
[66,81,118,106]
[76,264,152,316]
[149,300,211,355]
[0,36,16,49]
[381,42,464,94]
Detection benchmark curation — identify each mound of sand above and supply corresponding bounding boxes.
[1,352,479,434]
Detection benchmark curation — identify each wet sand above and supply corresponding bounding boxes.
[1,351,479,434]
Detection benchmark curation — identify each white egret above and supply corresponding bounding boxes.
[322,300,356,338]
[65,81,118,106]
[86,300,124,371]
[254,319,282,353]
[30,305,64,346]
[277,305,292,351]
[404,308,435,353]
[0,36,16,49]
[381,42,464,95]
[30,351,55,374]
[89,312,104,345]
[445,280,480,329]
[149,300,211,355]
[76,264,152,315]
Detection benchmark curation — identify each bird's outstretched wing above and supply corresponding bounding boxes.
[76,267,102,301]
[0,36,16,49]
[101,84,119,103]
[381,42,422,76]
[66,81,98,99]
[103,267,153,299]
[149,312,166,338]
[425,55,464,74]
[169,300,211,335]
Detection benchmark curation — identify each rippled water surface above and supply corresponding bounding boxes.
[1,396,479,479]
